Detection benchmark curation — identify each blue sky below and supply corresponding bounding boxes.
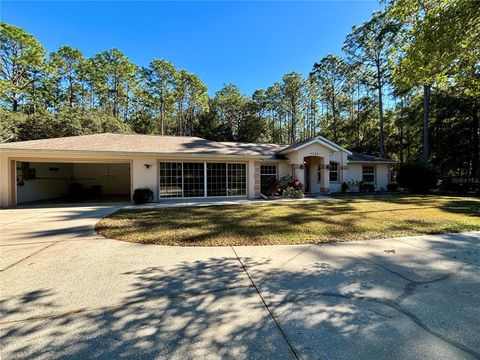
[2,1,380,96]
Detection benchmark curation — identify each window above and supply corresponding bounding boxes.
[183,163,205,197]
[317,167,321,182]
[362,165,375,183]
[329,161,339,182]
[207,163,227,196]
[227,163,247,196]
[260,165,277,195]
[159,162,183,198]
[159,161,247,198]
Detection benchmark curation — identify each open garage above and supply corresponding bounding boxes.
[15,161,131,205]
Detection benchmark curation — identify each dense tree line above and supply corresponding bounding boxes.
[1,0,479,180]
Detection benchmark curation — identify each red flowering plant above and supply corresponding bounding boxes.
[268,176,280,196]
[291,177,304,191]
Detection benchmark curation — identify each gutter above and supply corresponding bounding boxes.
[348,160,399,164]
[0,147,278,160]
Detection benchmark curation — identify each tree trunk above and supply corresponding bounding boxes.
[422,84,431,164]
[332,91,337,142]
[357,82,360,150]
[399,122,404,163]
[472,106,479,178]
[12,94,18,112]
[160,86,164,135]
[124,83,130,120]
[377,73,385,158]
[69,73,74,108]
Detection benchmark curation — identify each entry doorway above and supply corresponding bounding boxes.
[304,164,310,193]
[302,156,324,195]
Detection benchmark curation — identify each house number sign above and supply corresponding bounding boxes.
[309,152,320,156]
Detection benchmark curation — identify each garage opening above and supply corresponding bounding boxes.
[15,161,131,205]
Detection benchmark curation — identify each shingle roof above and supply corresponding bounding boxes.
[348,152,398,163]
[0,133,397,163]
[0,133,287,159]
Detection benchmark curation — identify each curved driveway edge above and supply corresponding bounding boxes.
[0,203,126,271]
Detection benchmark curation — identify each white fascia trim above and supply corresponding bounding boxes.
[348,160,399,164]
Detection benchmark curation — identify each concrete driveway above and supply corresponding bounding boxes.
[0,205,479,359]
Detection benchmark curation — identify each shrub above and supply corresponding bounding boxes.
[268,176,280,196]
[277,175,304,195]
[133,188,154,204]
[359,182,375,192]
[291,177,304,191]
[277,175,291,194]
[283,186,305,198]
[341,182,348,192]
[387,183,399,191]
[347,180,360,192]
[397,162,438,193]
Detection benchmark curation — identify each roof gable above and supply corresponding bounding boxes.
[277,135,352,155]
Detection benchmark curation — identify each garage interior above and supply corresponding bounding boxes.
[15,161,131,205]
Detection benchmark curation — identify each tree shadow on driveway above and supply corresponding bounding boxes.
[1,240,480,360]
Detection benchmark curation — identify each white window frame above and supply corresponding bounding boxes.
[260,165,277,177]
[260,164,278,195]
[362,165,376,183]
[329,161,339,183]
[159,161,247,199]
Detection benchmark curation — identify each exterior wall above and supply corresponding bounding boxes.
[0,154,13,207]
[328,150,349,192]
[253,161,260,198]
[375,164,389,190]
[248,160,256,199]
[345,163,390,190]
[278,163,292,178]
[132,158,158,201]
[347,164,363,183]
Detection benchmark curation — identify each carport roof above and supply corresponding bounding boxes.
[0,133,288,159]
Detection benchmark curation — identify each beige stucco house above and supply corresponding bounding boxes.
[0,133,397,207]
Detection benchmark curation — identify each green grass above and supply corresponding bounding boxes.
[95,195,480,246]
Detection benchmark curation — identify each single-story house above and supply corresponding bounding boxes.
[0,133,397,207]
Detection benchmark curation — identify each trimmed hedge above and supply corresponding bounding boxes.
[133,188,154,204]
[359,182,375,192]
[387,183,399,191]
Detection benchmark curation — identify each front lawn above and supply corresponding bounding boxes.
[96,195,480,246]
